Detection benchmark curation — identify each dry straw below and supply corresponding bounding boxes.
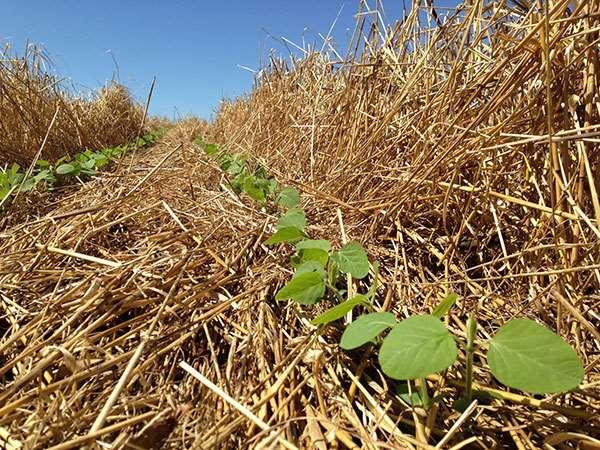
[1,0,600,448]
[0,43,142,166]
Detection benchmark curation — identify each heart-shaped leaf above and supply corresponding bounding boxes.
[340,312,396,349]
[277,186,301,209]
[331,241,369,279]
[277,208,306,231]
[275,271,325,305]
[312,294,368,325]
[379,315,458,380]
[487,319,584,394]
[265,226,304,245]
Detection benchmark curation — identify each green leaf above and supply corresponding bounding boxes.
[8,163,21,178]
[277,208,306,231]
[264,226,304,245]
[6,164,23,185]
[296,238,330,266]
[102,147,123,158]
[277,186,300,209]
[379,315,458,380]
[340,312,396,350]
[220,154,245,175]
[93,154,109,168]
[275,271,325,305]
[432,292,458,318]
[203,143,219,155]
[230,171,247,193]
[331,241,369,279]
[34,169,56,184]
[295,260,326,276]
[81,159,96,170]
[19,177,38,192]
[295,240,330,252]
[312,294,368,325]
[266,179,278,196]
[56,163,77,175]
[243,176,267,202]
[299,248,329,266]
[396,383,423,407]
[487,319,584,394]
[36,159,50,169]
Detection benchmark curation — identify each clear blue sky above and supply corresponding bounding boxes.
[2,1,411,119]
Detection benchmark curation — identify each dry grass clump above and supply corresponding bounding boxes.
[171,116,210,142]
[0,43,142,166]
[1,1,600,449]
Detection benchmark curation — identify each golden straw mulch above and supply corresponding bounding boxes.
[0,44,142,167]
[1,0,600,448]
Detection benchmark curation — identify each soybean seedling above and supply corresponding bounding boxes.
[341,293,584,407]
[263,185,584,407]
[194,137,278,204]
[265,187,379,326]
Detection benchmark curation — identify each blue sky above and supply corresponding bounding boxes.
[2,1,408,119]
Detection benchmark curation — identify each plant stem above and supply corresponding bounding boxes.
[418,377,431,409]
[465,314,477,403]
[325,281,344,302]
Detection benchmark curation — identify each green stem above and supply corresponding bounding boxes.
[465,314,477,404]
[418,377,431,409]
[325,281,344,302]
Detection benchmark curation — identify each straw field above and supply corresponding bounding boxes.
[1,0,599,449]
[0,43,142,167]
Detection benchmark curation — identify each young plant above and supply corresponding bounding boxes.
[194,137,279,204]
[0,164,24,199]
[341,295,584,402]
[1,128,163,203]
[262,182,584,403]
[265,188,377,317]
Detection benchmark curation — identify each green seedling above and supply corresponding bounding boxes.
[1,128,163,203]
[277,186,301,208]
[201,136,585,414]
[0,164,24,199]
[341,295,584,404]
[256,168,584,406]
[195,136,281,204]
[267,233,372,306]
[265,201,374,315]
